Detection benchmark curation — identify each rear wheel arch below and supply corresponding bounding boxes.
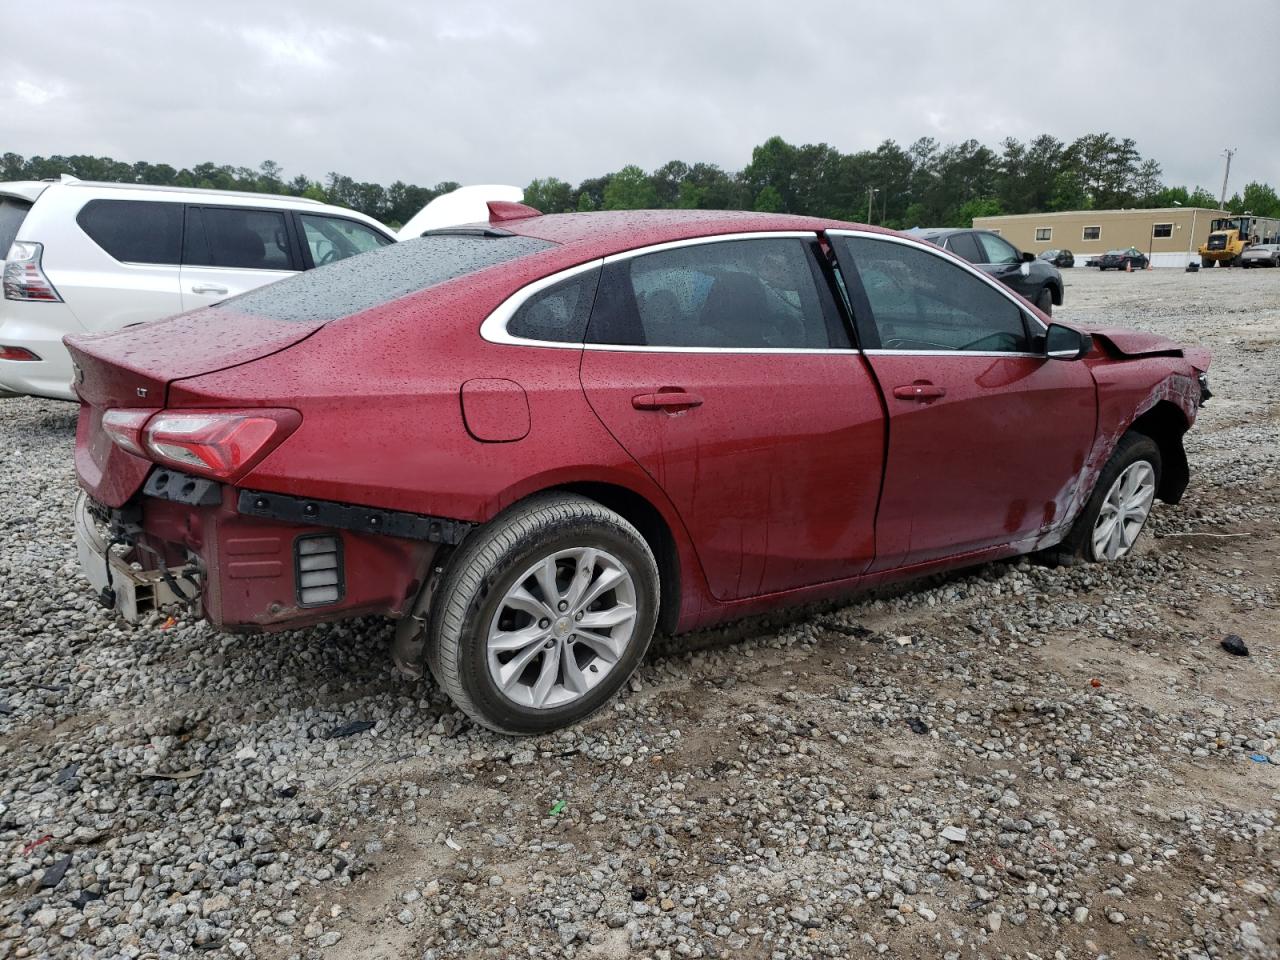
[552,481,682,634]
[1128,401,1190,504]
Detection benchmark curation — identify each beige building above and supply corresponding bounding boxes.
[973,207,1229,268]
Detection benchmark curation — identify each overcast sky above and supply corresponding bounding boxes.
[4,1,1279,195]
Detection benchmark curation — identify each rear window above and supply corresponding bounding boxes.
[216,233,555,322]
[77,199,184,265]
[0,197,33,255]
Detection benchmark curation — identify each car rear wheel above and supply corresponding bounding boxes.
[1053,432,1162,564]
[425,493,659,735]
[1034,286,1053,315]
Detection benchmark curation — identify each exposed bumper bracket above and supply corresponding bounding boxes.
[236,489,472,545]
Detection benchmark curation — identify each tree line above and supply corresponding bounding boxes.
[4,133,1278,229]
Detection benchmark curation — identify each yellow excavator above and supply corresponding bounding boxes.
[1199,215,1280,267]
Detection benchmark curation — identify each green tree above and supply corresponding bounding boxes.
[753,185,784,212]
[955,198,1003,226]
[1240,181,1280,218]
[523,177,574,213]
[602,165,658,210]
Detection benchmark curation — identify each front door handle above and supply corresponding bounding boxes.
[632,391,704,411]
[892,382,946,402]
[191,284,228,295]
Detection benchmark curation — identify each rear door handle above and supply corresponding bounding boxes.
[632,391,704,411]
[892,382,946,401]
[191,284,228,295]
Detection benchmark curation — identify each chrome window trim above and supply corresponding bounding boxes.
[824,228,1049,336]
[480,231,832,352]
[481,228,1051,355]
[863,350,1047,359]
[479,258,604,349]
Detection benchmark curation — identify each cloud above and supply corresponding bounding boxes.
[2,0,1277,196]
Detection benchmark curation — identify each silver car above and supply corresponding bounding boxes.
[1241,243,1280,268]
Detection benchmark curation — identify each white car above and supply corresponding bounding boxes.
[0,177,396,400]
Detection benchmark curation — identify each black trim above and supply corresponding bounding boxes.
[294,534,345,607]
[237,489,472,545]
[143,468,223,506]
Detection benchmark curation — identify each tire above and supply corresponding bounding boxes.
[425,493,660,735]
[1201,256,1213,268]
[1054,432,1162,564]
[1034,286,1053,315]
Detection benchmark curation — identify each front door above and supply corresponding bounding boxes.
[827,231,1097,570]
[579,234,885,600]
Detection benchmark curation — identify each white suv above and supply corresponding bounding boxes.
[0,177,395,400]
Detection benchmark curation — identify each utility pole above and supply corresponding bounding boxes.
[866,187,879,225]
[1219,148,1236,209]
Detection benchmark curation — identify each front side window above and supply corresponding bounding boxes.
[1152,223,1173,239]
[300,214,392,267]
[77,199,183,265]
[835,236,1030,353]
[976,232,1020,264]
[185,207,293,270]
[587,237,842,349]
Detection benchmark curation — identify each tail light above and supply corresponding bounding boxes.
[102,408,301,480]
[0,345,42,361]
[3,242,63,302]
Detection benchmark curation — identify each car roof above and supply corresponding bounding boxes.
[4,177,394,235]
[499,209,884,260]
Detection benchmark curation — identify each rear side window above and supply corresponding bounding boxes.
[77,199,183,265]
[944,232,982,264]
[185,207,294,270]
[0,197,32,254]
[587,237,842,349]
[216,233,555,322]
[507,268,600,343]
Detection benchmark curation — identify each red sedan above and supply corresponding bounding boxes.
[67,206,1211,733]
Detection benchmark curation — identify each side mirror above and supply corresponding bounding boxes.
[1021,251,1036,262]
[1044,323,1092,361]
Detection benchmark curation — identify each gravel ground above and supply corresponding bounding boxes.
[1,267,1277,960]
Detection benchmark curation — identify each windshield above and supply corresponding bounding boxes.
[216,233,555,323]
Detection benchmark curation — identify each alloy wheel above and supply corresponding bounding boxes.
[486,547,638,709]
[1091,460,1156,560]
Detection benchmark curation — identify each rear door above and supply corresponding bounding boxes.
[180,205,301,310]
[579,233,885,600]
[827,231,1096,569]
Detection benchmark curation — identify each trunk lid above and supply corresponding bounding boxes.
[67,307,323,506]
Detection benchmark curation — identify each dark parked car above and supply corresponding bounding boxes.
[1039,248,1074,268]
[1098,248,1149,271]
[69,208,1211,733]
[914,228,1063,314]
[1241,243,1280,268]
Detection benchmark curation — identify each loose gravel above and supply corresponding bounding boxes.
[1,267,1277,960]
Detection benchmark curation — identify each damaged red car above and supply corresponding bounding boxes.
[68,206,1212,733]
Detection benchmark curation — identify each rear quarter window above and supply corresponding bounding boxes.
[0,197,32,254]
[216,233,555,322]
[77,199,184,265]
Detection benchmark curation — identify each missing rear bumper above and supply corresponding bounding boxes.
[74,492,202,623]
